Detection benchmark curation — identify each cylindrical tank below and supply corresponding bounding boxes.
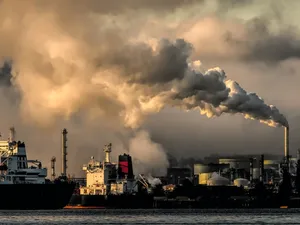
[264,160,280,170]
[207,173,229,186]
[199,173,212,185]
[234,178,249,187]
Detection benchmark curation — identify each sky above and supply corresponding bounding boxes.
[0,0,299,177]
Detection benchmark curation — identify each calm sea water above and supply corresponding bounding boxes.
[0,209,300,224]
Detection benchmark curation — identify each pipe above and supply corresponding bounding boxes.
[259,154,264,183]
[51,156,56,181]
[249,158,253,184]
[61,128,68,176]
[284,126,289,165]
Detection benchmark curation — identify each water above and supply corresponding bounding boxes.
[1,209,300,224]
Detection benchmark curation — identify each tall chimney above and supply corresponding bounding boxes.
[284,126,289,165]
[61,128,68,176]
[297,148,300,161]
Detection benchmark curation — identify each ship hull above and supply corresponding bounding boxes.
[68,193,153,208]
[0,182,75,210]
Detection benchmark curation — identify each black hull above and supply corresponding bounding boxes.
[68,194,300,209]
[68,194,153,208]
[0,183,75,210]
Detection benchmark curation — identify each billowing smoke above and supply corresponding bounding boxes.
[0,0,297,175]
[146,175,162,187]
[136,56,288,128]
[129,130,169,176]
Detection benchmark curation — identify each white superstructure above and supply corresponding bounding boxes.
[79,143,138,196]
[0,127,47,184]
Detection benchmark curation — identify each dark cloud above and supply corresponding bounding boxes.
[224,17,300,63]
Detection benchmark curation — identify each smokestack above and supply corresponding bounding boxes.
[51,156,56,181]
[9,127,15,142]
[297,148,300,161]
[284,126,289,165]
[61,128,68,176]
[259,154,264,183]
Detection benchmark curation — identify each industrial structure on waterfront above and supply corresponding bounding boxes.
[48,123,300,208]
[0,127,75,209]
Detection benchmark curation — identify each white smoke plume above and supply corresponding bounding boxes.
[128,130,169,176]
[137,58,288,128]
[146,175,162,187]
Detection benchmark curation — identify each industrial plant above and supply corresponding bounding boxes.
[46,125,300,209]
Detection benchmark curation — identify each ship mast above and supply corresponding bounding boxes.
[103,143,112,163]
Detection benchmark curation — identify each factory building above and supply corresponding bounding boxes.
[167,167,192,185]
[193,154,298,187]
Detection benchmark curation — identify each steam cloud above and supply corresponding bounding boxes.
[129,130,169,176]
[146,175,162,187]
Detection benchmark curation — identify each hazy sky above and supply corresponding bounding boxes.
[0,0,299,177]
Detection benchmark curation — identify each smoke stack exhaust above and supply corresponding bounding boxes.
[61,128,68,176]
[9,127,15,142]
[284,126,289,165]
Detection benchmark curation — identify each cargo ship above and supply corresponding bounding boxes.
[0,127,75,209]
[67,143,153,208]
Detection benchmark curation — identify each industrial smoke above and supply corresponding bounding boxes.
[0,0,295,175]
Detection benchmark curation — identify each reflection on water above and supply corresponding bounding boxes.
[0,209,300,224]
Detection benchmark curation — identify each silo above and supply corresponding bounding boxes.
[234,178,249,187]
[207,173,229,186]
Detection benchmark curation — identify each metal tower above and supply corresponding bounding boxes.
[61,128,68,176]
[51,156,56,180]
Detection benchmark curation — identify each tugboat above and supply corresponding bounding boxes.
[0,127,75,209]
[67,143,153,208]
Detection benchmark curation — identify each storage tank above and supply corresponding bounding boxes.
[234,178,249,187]
[207,173,229,186]
[198,173,212,185]
[264,160,280,170]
